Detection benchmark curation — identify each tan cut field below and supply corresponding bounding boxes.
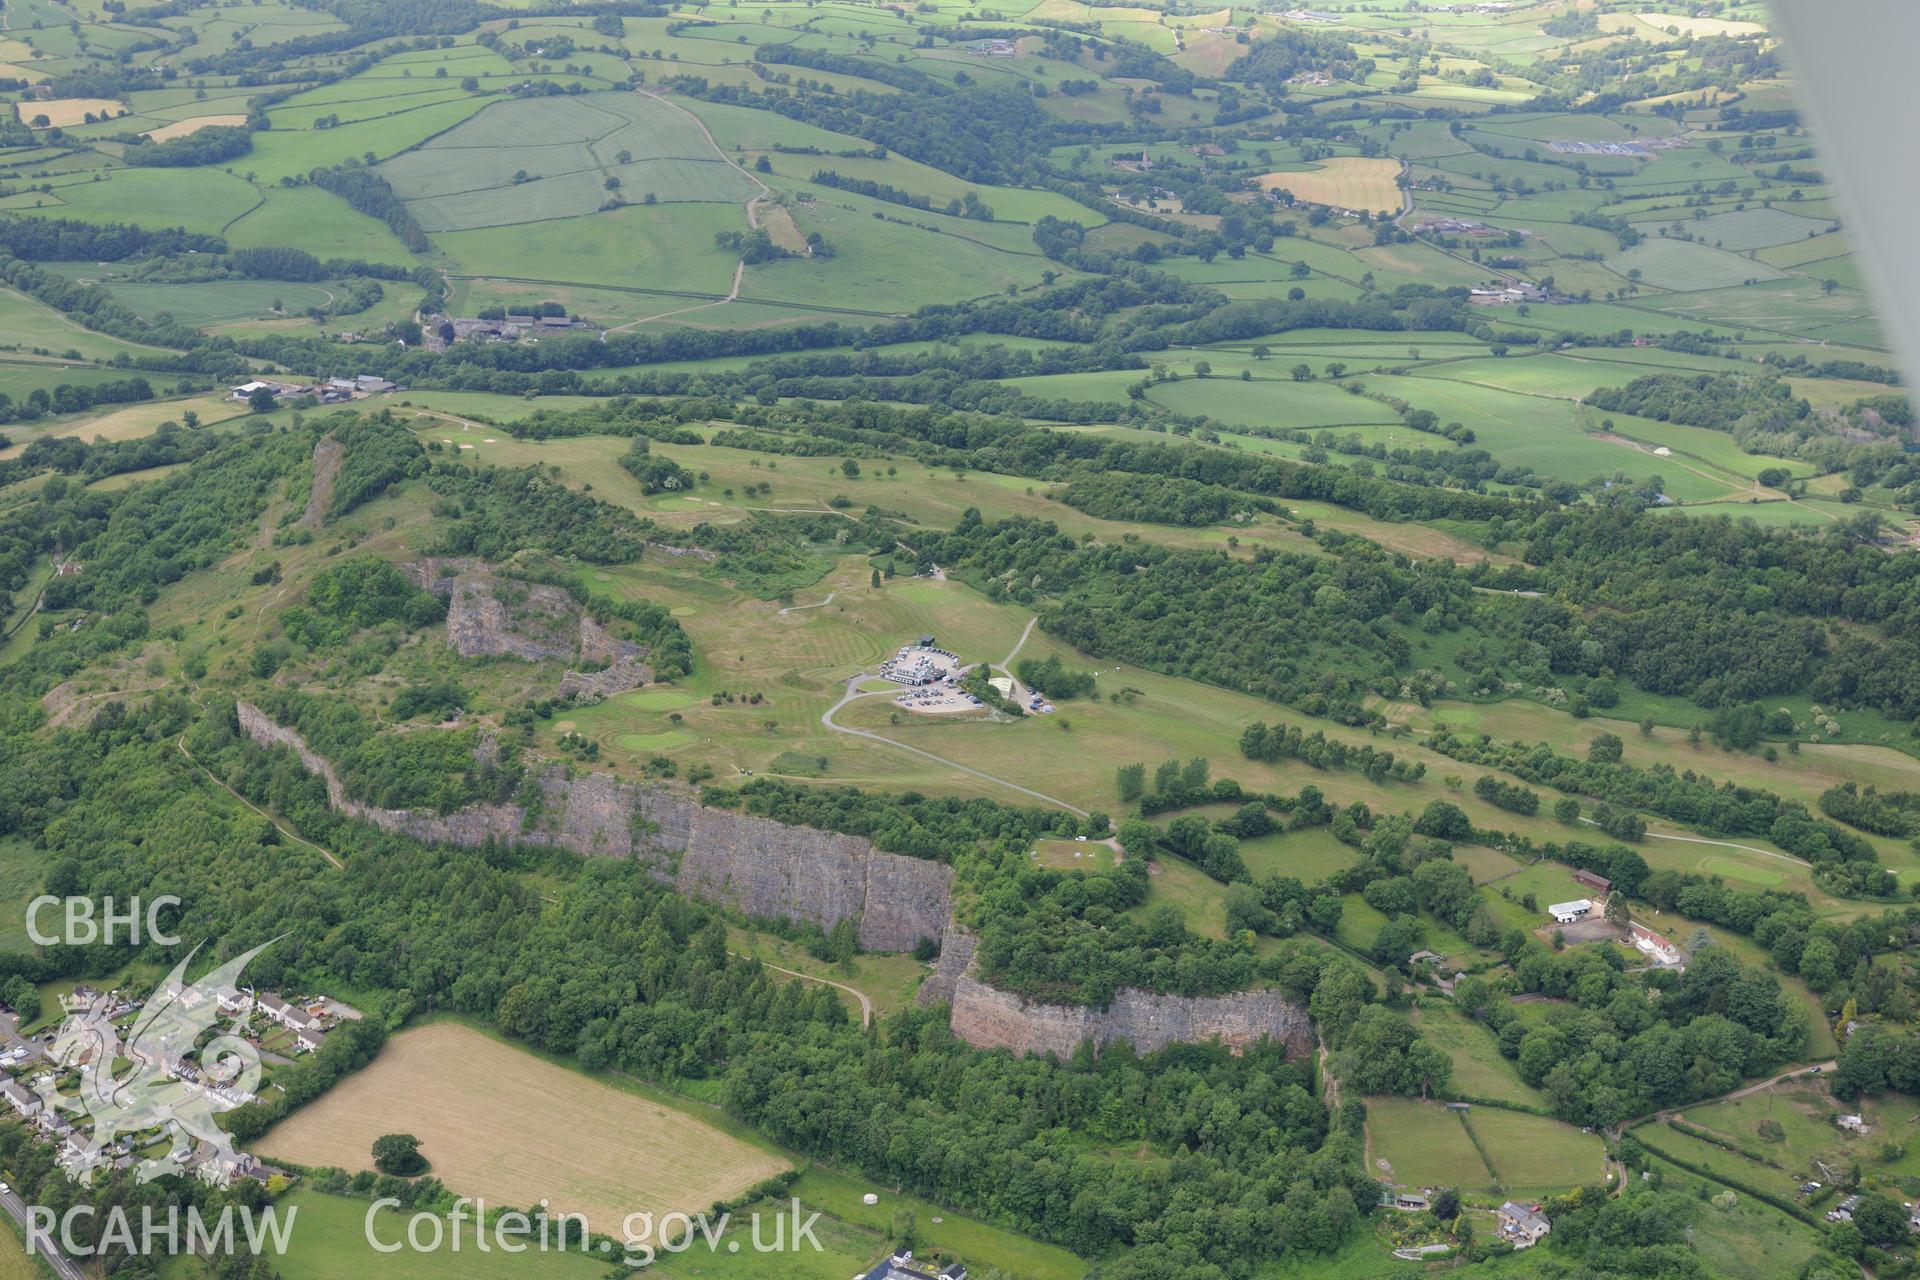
[0,394,238,461]
[1604,11,1765,37]
[1256,157,1402,214]
[760,203,808,254]
[254,1022,789,1230]
[16,98,124,127]
[142,114,248,142]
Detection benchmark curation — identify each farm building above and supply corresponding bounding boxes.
[1469,285,1549,306]
[1571,870,1612,894]
[1497,1202,1551,1248]
[230,380,300,402]
[1837,1114,1868,1134]
[864,1248,967,1280]
[1828,1194,1862,1223]
[1548,899,1594,924]
[1384,1191,1430,1211]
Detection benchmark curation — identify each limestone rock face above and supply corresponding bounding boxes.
[406,561,648,691]
[299,435,344,530]
[918,927,979,1007]
[400,557,486,597]
[447,573,581,661]
[558,658,653,702]
[232,703,1311,1056]
[946,975,1312,1060]
[234,703,951,954]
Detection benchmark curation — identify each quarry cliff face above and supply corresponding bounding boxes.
[233,702,950,953]
[234,703,1312,1058]
[943,974,1313,1060]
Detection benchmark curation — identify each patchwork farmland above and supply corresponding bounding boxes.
[381,93,755,232]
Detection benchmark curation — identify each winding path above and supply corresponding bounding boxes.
[996,615,1038,672]
[177,732,344,870]
[777,591,837,615]
[735,953,873,1028]
[607,89,771,332]
[1578,816,1810,867]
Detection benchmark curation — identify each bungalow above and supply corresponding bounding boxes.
[215,985,252,1017]
[1547,899,1593,925]
[1571,869,1612,894]
[1497,1201,1551,1248]
[863,1248,967,1280]
[1384,1191,1430,1211]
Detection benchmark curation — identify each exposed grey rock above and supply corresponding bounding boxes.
[299,435,344,530]
[918,927,978,1007]
[558,658,653,702]
[446,573,579,660]
[406,561,648,682]
[401,557,486,597]
[946,975,1312,1060]
[235,702,950,954]
[233,704,1309,1054]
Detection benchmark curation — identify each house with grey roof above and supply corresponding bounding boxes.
[1497,1201,1551,1248]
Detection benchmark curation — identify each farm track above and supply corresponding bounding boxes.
[446,271,896,318]
[608,89,775,333]
[1577,815,1811,866]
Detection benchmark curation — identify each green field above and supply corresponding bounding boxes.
[382,92,753,232]
[104,280,338,326]
[1414,1001,1547,1108]
[267,1191,609,1280]
[1367,1097,1604,1197]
